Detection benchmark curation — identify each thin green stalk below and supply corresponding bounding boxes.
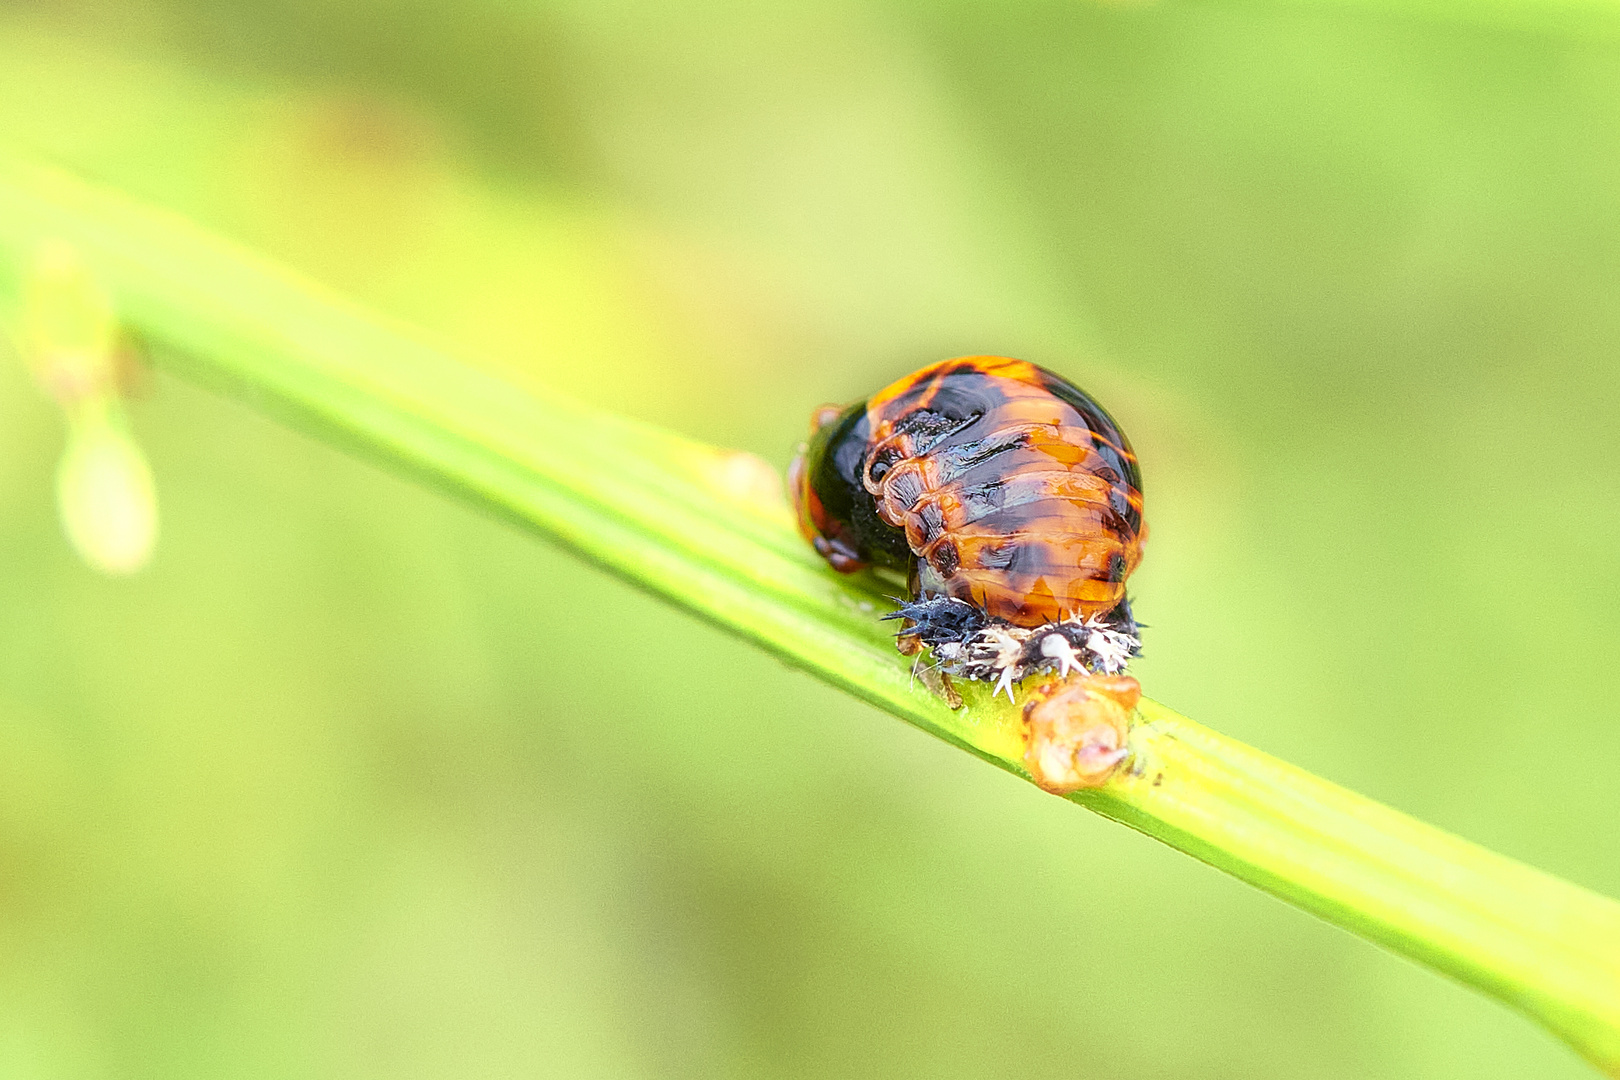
[0,152,1616,1073]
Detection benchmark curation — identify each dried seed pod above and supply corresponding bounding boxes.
[1022,674,1141,793]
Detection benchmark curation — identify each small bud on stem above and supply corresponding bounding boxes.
[17,241,158,575]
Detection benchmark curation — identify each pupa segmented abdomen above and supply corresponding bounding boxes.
[859,356,1145,628]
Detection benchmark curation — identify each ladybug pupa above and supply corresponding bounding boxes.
[790,356,1146,703]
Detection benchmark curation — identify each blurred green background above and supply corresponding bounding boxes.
[1,0,1618,1076]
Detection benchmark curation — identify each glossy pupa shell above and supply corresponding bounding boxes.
[792,355,1145,628]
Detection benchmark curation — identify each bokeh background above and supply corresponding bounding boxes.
[1,1,1618,1076]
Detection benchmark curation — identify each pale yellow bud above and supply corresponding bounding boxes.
[56,400,158,575]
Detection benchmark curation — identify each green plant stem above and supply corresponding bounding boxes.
[0,152,1616,1074]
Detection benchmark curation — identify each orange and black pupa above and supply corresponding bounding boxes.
[789,356,1146,701]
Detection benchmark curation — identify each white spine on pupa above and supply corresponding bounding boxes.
[934,614,1140,702]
